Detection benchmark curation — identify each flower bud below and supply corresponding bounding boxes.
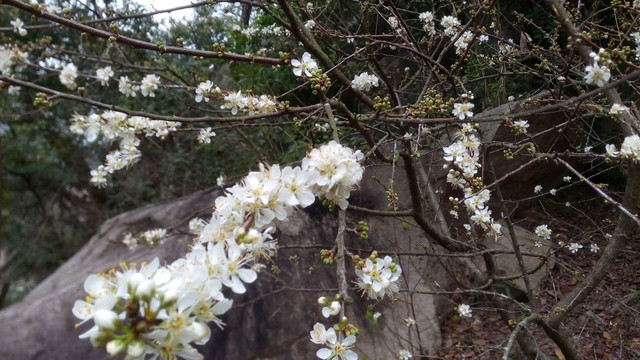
[106,339,126,355]
[317,296,328,305]
[163,287,178,304]
[136,279,155,298]
[127,340,146,357]
[94,309,119,330]
[128,273,145,291]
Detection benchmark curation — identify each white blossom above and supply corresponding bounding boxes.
[535,224,552,240]
[441,15,460,36]
[610,103,629,115]
[350,72,379,92]
[398,349,413,360]
[457,304,472,318]
[512,120,529,135]
[10,18,27,36]
[584,62,611,87]
[59,63,78,90]
[620,135,640,162]
[140,74,160,97]
[291,52,319,77]
[197,127,216,144]
[118,76,138,97]
[452,102,474,120]
[96,66,114,86]
[568,242,583,254]
[195,80,213,103]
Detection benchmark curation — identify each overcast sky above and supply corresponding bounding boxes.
[125,0,195,22]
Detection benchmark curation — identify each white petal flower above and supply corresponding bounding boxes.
[322,301,341,318]
[610,103,629,115]
[398,349,413,360]
[96,66,114,86]
[59,63,78,90]
[457,304,472,318]
[140,74,160,97]
[452,102,474,120]
[351,72,379,92]
[291,52,319,77]
[584,62,611,87]
[316,330,358,360]
[535,224,552,240]
[310,323,328,344]
[568,242,583,254]
[620,135,640,162]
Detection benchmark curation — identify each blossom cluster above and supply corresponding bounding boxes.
[122,228,168,250]
[419,11,435,35]
[10,18,27,36]
[605,134,640,162]
[441,15,460,36]
[584,50,611,87]
[353,252,402,300]
[231,23,291,38]
[310,322,358,360]
[69,111,180,187]
[74,141,365,360]
[350,72,379,92]
[220,90,277,116]
[0,45,28,75]
[443,123,502,237]
[59,63,78,90]
[140,74,161,97]
[457,304,472,318]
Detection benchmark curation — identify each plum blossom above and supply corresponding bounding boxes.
[221,90,248,115]
[584,62,611,87]
[291,52,319,77]
[398,349,413,360]
[568,242,583,254]
[7,85,20,95]
[195,80,214,103]
[10,18,27,36]
[512,120,529,135]
[441,15,460,36]
[197,127,216,144]
[321,301,341,318]
[96,66,113,86]
[620,135,640,162]
[535,224,552,240]
[419,11,435,35]
[404,317,416,326]
[610,103,629,115]
[302,141,364,210]
[452,102,474,120]
[316,329,358,360]
[76,141,366,360]
[140,74,160,97]
[355,255,402,300]
[457,304,472,318]
[118,76,138,97]
[351,72,379,92]
[310,322,329,344]
[59,63,78,90]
